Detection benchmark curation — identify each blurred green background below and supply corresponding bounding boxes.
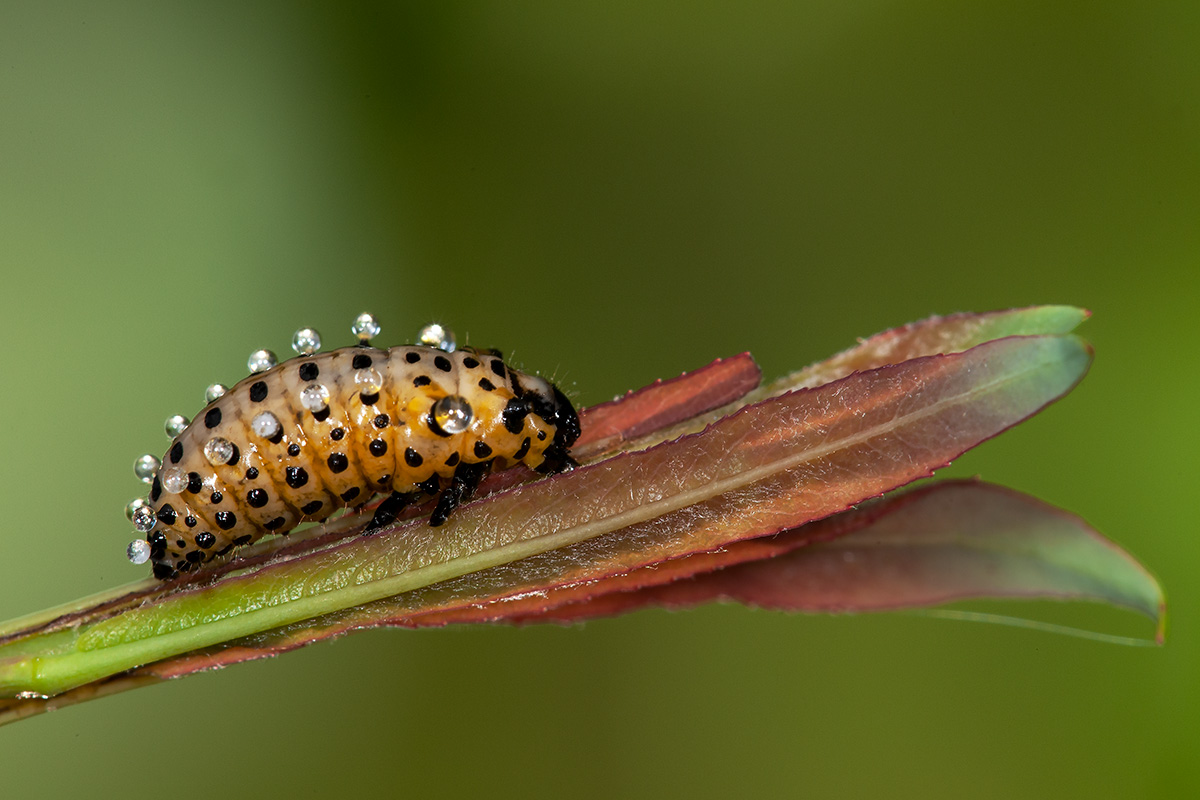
[1,2,1196,797]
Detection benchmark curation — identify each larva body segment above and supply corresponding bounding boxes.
[137,340,579,580]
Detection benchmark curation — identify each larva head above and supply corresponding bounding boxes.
[509,371,580,469]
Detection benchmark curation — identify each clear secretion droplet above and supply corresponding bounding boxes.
[354,368,383,395]
[432,395,473,435]
[127,539,151,565]
[352,312,381,342]
[205,383,228,403]
[132,505,156,532]
[125,497,149,521]
[292,327,322,355]
[164,414,190,438]
[134,454,161,484]
[247,349,277,374]
[203,437,235,466]
[162,466,189,494]
[418,323,456,353]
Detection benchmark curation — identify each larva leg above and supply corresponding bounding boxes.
[535,443,578,475]
[429,460,490,527]
[364,490,419,535]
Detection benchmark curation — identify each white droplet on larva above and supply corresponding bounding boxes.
[300,383,330,412]
[251,411,282,439]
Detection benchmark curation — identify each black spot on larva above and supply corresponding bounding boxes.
[405,447,423,467]
[502,397,529,434]
[263,518,286,531]
[185,515,197,528]
[217,544,233,556]
[413,375,431,388]
[234,533,255,544]
[513,436,531,461]
[287,443,301,457]
[169,441,183,464]
[187,472,203,493]
[149,530,167,548]
[210,491,223,504]
[330,428,346,441]
[249,381,268,402]
[245,467,259,480]
[360,391,379,405]
[215,511,236,530]
[177,559,196,573]
[150,477,162,502]
[416,475,440,495]
[247,488,268,508]
[195,532,216,549]
[301,500,323,515]
[444,451,460,467]
[152,563,175,580]
[434,355,451,372]
[474,441,493,459]
[299,362,319,381]
[490,360,506,378]
[537,430,547,441]
[267,428,284,445]
[285,466,309,488]
[226,444,240,466]
[340,486,361,502]
[353,353,372,369]
[204,408,221,428]
[370,439,388,457]
[373,413,390,429]
[176,539,187,548]
[463,356,480,369]
[156,504,177,525]
[313,407,330,422]
[405,351,420,364]
[478,378,496,392]
[377,474,391,486]
[186,550,205,564]
[327,453,348,473]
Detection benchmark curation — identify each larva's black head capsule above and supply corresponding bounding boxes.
[511,374,581,449]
